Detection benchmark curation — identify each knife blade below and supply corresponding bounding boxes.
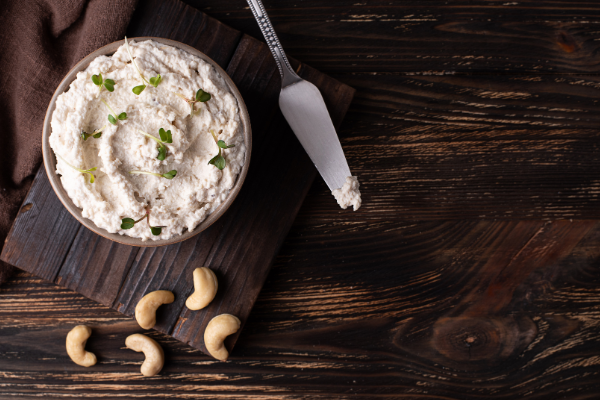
[246,0,352,191]
[278,81,351,190]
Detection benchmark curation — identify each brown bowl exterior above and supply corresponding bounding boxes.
[42,37,252,247]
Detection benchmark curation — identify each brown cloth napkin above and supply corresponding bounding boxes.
[0,0,138,284]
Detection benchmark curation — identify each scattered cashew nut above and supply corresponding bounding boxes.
[204,314,241,361]
[185,267,218,310]
[125,333,165,377]
[135,290,174,329]
[66,325,97,367]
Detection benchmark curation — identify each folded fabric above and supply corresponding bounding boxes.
[0,0,138,284]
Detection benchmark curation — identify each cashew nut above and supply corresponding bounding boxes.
[204,314,241,361]
[125,333,165,377]
[185,267,218,310]
[66,325,97,367]
[135,290,174,329]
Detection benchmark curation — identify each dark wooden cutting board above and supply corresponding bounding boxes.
[0,0,354,357]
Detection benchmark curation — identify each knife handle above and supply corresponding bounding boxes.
[246,0,302,88]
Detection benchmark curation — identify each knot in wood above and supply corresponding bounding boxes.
[555,31,579,54]
[433,318,498,361]
[431,316,536,363]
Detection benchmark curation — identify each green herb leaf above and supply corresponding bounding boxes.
[55,153,97,183]
[138,129,169,160]
[80,167,97,183]
[159,128,172,143]
[149,74,162,87]
[132,85,146,95]
[150,226,162,236]
[159,128,167,142]
[157,145,166,161]
[118,112,127,121]
[196,89,211,102]
[217,140,235,149]
[108,114,117,125]
[162,170,177,179]
[121,218,135,230]
[91,74,102,86]
[208,154,226,170]
[83,125,105,140]
[103,79,115,92]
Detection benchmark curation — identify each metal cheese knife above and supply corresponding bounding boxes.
[246,0,352,191]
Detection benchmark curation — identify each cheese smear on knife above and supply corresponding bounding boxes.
[332,176,362,211]
[49,40,245,241]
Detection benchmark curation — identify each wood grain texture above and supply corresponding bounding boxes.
[3,0,600,398]
[2,219,600,398]
[127,0,241,68]
[298,73,600,222]
[183,0,600,75]
[181,0,600,221]
[0,0,354,358]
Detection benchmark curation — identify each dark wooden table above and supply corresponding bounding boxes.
[2,1,600,398]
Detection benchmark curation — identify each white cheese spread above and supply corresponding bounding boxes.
[332,176,362,211]
[50,39,246,241]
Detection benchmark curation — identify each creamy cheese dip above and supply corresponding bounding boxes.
[50,39,246,241]
[332,176,361,211]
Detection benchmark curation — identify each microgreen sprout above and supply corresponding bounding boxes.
[81,124,107,141]
[91,73,115,96]
[175,88,211,117]
[125,36,162,95]
[100,99,127,125]
[55,153,97,183]
[129,170,177,179]
[208,129,234,170]
[120,215,145,229]
[121,208,164,236]
[138,128,172,160]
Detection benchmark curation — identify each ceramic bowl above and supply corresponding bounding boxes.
[42,37,252,247]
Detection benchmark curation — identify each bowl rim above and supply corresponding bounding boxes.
[42,37,252,247]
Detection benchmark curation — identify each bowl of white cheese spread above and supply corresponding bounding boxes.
[42,37,251,246]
